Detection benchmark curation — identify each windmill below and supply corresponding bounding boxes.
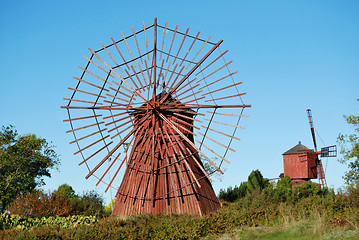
[62,18,250,216]
[306,109,337,188]
[282,110,337,187]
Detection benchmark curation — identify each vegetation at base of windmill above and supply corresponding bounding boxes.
[69,190,106,218]
[1,192,358,239]
[218,170,329,205]
[0,125,60,213]
[218,181,247,203]
[0,213,98,230]
[337,98,359,185]
[8,190,72,218]
[104,198,116,216]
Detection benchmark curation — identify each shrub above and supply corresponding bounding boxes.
[8,190,71,218]
[218,182,247,202]
[247,169,269,194]
[70,191,105,218]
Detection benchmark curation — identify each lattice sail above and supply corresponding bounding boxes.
[62,18,250,216]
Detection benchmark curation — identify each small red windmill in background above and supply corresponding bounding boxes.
[282,109,336,187]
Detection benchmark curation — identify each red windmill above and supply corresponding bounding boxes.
[282,109,336,187]
[62,18,250,216]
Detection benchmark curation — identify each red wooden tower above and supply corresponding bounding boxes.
[112,92,220,215]
[282,141,318,185]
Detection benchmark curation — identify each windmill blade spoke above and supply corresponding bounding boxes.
[179,31,200,67]
[105,155,127,193]
[63,98,103,105]
[84,55,115,78]
[204,118,245,129]
[70,128,107,144]
[202,82,242,96]
[173,112,203,123]
[73,76,110,92]
[199,71,237,91]
[110,36,130,70]
[157,111,223,174]
[165,124,211,183]
[205,93,246,102]
[166,24,178,62]
[195,50,228,76]
[96,151,121,186]
[66,122,105,133]
[198,132,235,152]
[206,111,249,117]
[74,135,110,155]
[186,35,211,69]
[68,87,106,99]
[79,141,113,165]
[201,125,241,141]
[195,139,230,164]
[78,66,112,85]
[99,41,123,73]
[88,48,148,103]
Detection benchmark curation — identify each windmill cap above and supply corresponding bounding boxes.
[283,141,311,155]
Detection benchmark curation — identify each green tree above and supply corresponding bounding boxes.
[0,125,60,213]
[247,169,268,194]
[337,99,359,185]
[218,182,247,202]
[55,184,76,199]
[71,191,105,217]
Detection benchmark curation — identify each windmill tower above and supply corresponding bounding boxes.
[282,109,337,187]
[62,18,250,216]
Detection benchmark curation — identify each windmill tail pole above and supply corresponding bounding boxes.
[307,109,318,153]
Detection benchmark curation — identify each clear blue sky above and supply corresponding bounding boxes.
[1,0,358,205]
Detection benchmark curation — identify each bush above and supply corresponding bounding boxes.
[247,169,269,194]
[8,190,71,218]
[218,182,247,202]
[70,191,105,218]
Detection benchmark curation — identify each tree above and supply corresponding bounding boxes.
[0,125,60,213]
[337,99,359,185]
[247,169,268,194]
[55,184,76,199]
[218,182,247,202]
[71,191,105,217]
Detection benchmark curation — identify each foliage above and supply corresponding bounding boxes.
[218,182,247,202]
[0,125,60,213]
[247,169,269,194]
[70,191,105,218]
[54,184,76,199]
[104,198,116,216]
[0,213,97,230]
[337,98,359,184]
[1,190,358,239]
[8,190,72,218]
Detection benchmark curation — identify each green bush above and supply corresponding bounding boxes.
[0,213,97,230]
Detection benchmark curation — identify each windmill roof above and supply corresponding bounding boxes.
[282,141,311,155]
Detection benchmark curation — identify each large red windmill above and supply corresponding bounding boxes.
[62,18,250,216]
